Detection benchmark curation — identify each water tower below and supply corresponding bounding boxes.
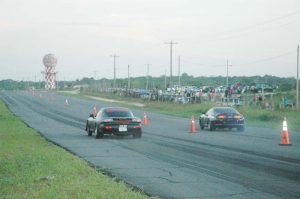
[42,54,57,90]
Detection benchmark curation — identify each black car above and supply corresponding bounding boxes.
[86,107,142,139]
[199,107,245,131]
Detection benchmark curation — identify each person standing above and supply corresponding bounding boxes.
[92,105,97,117]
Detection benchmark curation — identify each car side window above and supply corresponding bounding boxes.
[207,109,213,115]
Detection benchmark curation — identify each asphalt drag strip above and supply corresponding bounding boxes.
[1,90,300,199]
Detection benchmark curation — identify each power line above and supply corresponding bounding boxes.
[238,51,295,66]
[180,59,227,68]
[252,11,300,28]
[204,11,300,43]
[214,11,300,37]
[181,51,295,68]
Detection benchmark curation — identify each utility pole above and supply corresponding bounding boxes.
[110,54,119,89]
[226,60,232,106]
[296,45,299,111]
[146,64,150,91]
[178,56,181,87]
[92,70,99,80]
[226,60,229,90]
[102,79,107,91]
[226,60,233,89]
[164,69,167,90]
[127,65,130,93]
[165,40,178,87]
[34,75,37,89]
[92,70,99,91]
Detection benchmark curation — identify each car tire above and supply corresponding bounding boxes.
[133,130,142,138]
[208,121,215,131]
[199,120,204,130]
[87,126,93,136]
[95,127,104,139]
[237,126,245,132]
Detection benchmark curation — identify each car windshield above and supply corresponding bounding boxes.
[214,108,238,114]
[104,109,133,118]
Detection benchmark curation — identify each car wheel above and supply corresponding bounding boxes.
[133,130,142,138]
[237,126,245,132]
[199,120,204,130]
[208,121,215,131]
[87,126,93,136]
[85,120,88,131]
[95,127,104,139]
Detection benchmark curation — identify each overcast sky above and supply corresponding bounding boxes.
[1,0,300,81]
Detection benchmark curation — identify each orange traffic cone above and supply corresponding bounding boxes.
[279,117,292,146]
[64,99,69,107]
[143,112,148,126]
[190,115,196,133]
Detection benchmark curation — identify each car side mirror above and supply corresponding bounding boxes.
[89,114,94,118]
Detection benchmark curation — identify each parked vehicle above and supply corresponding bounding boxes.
[256,84,273,93]
[86,107,142,139]
[221,98,241,107]
[199,107,245,131]
[250,83,274,93]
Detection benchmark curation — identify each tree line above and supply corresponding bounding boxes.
[0,73,297,91]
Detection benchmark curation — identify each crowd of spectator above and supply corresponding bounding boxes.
[82,82,281,109]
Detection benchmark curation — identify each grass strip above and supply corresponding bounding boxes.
[0,100,153,199]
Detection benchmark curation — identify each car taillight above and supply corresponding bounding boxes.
[133,125,142,129]
[217,114,225,119]
[234,115,242,119]
[104,125,113,129]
